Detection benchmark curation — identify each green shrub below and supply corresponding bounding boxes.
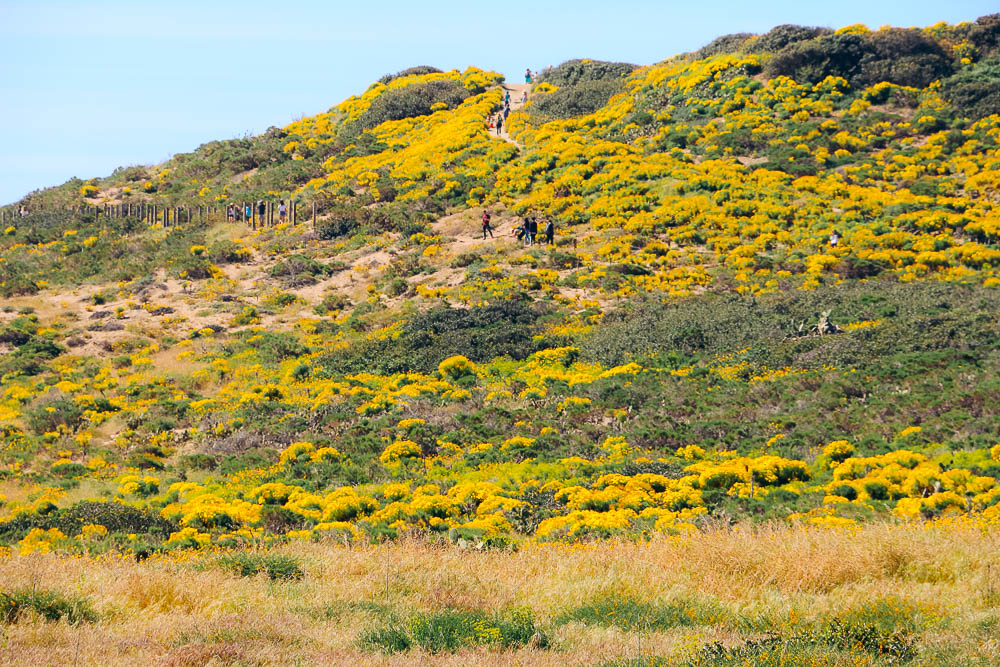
[360,607,543,654]
[208,240,249,264]
[270,254,333,287]
[557,593,725,631]
[745,25,832,54]
[531,59,637,121]
[378,65,442,85]
[537,59,637,87]
[349,80,470,135]
[318,299,546,375]
[358,623,412,653]
[694,33,756,59]
[941,58,1000,120]
[1,589,97,624]
[530,79,626,120]
[216,552,304,581]
[766,29,954,89]
[26,398,83,434]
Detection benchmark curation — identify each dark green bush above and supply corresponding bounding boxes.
[537,59,637,87]
[745,25,832,54]
[360,607,542,654]
[766,29,954,89]
[530,79,627,120]
[350,80,470,135]
[378,65,442,85]
[695,33,756,59]
[318,299,546,375]
[26,398,82,434]
[1,589,97,624]
[0,501,178,541]
[216,552,304,581]
[270,253,333,287]
[531,59,637,121]
[359,623,412,653]
[557,594,725,631]
[969,13,1000,56]
[208,240,248,264]
[229,330,310,365]
[941,58,1000,120]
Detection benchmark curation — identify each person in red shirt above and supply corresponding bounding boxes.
[481,211,494,239]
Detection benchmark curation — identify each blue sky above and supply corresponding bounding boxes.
[0,0,996,204]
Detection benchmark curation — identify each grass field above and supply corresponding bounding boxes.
[3,521,1000,665]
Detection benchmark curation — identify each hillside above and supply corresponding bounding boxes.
[2,14,1000,665]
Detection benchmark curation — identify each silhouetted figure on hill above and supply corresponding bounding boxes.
[544,219,555,245]
[496,115,503,136]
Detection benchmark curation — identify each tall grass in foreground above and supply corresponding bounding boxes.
[1,521,999,665]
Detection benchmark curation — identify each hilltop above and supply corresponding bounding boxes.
[1,14,1000,665]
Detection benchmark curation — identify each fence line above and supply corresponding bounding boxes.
[1,198,322,231]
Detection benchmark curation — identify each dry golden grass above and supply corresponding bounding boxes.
[2,522,1000,665]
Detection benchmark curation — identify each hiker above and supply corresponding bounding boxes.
[528,217,538,246]
[244,203,252,224]
[278,200,287,224]
[481,211,494,239]
[227,204,235,222]
[544,218,555,245]
[521,90,528,104]
[496,114,503,136]
[504,90,511,105]
[257,200,266,224]
[829,230,840,247]
[503,105,510,120]
[514,219,526,242]
[525,68,533,84]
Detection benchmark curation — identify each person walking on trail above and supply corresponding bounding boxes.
[257,200,266,224]
[829,229,840,247]
[244,203,252,223]
[529,217,538,246]
[278,200,287,224]
[525,68,533,84]
[504,90,511,105]
[495,114,504,136]
[521,90,528,104]
[481,211,494,239]
[544,218,555,245]
[514,218,526,242]
[227,204,235,223]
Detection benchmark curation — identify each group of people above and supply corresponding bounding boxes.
[485,79,531,136]
[226,200,287,225]
[481,211,555,246]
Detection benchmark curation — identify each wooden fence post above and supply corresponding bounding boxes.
[312,201,316,230]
